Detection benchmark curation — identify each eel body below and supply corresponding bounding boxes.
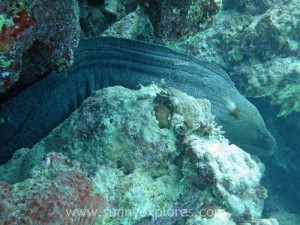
[0,37,276,163]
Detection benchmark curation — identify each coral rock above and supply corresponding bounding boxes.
[0,152,105,225]
[0,84,277,224]
[0,0,80,93]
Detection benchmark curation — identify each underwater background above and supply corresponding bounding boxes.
[0,0,299,224]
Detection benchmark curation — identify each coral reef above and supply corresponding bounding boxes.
[232,58,300,116]
[0,152,105,225]
[0,84,278,224]
[163,0,300,116]
[79,0,144,38]
[0,0,80,93]
[79,0,132,38]
[101,0,127,21]
[222,0,273,14]
[2,0,298,115]
[101,7,155,42]
[137,0,222,41]
[83,0,298,116]
[79,0,109,38]
[0,1,297,222]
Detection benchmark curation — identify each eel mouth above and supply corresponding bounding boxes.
[242,144,274,156]
[240,134,277,156]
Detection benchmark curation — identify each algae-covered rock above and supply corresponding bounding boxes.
[0,84,277,224]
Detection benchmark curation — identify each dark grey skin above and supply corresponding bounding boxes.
[0,37,276,164]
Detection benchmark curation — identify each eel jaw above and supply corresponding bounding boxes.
[240,133,277,156]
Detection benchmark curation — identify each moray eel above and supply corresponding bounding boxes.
[0,37,276,164]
